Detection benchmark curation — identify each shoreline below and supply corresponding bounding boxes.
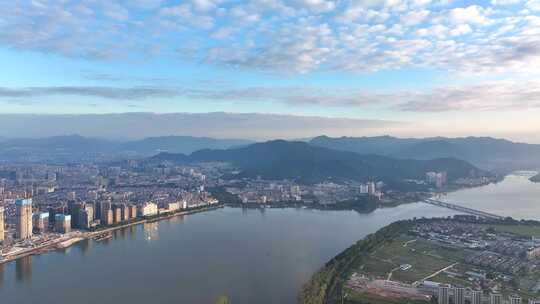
[0,204,223,265]
[0,174,518,266]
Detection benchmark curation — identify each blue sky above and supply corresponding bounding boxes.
[0,0,539,141]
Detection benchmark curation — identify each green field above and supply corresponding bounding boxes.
[360,236,458,284]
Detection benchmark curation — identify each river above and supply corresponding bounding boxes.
[0,173,538,304]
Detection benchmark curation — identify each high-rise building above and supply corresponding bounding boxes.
[68,201,84,228]
[113,205,122,223]
[128,205,137,219]
[138,202,158,217]
[509,295,522,304]
[48,205,67,225]
[438,285,450,304]
[95,201,103,221]
[33,212,49,233]
[120,204,129,221]
[15,198,33,240]
[453,287,465,304]
[490,293,503,304]
[367,182,376,195]
[359,184,369,194]
[470,289,483,304]
[103,209,113,226]
[54,214,71,234]
[0,206,4,243]
[426,171,447,188]
[101,202,113,226]
[79,204,94,229]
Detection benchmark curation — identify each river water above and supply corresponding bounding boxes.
[1,173,538,304]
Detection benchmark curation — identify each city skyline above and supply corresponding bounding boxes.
[1,1,539,142]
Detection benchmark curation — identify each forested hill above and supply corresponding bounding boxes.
[310,135,540,171]
[151,140,487,184]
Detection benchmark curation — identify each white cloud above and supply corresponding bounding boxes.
[102,3,130,21]
[0,0,538,76]
[294,0,337,13]
[448,5,491,25]
[211,27,236,39]
[401,10,430,26]
[398,80,540,112]
[411,0,432,7]
[491,0,520,5]
[191,0,220,11]
[527,0,540,11]
[417,24,448,38]
[449,24,472,36]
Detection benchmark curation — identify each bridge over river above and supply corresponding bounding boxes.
[423,198,506,220]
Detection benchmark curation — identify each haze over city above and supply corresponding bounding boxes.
[1,0,539,142]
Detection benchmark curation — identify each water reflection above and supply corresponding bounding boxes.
[114,227,128,240]
[78,239,91,256]
[143,222,159,241]
[168,215,180,224]
[129,225,137,240]
[15,256,31,284]
[0,263,4,288]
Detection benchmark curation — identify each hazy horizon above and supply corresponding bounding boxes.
[0,112,538,144]
[1,1,539,144]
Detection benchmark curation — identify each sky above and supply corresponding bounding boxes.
[0,0,539,141]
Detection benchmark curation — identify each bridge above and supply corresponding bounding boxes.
[423,198,505,220]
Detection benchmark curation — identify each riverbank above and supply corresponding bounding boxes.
[0,204,223,265]
[299,221,413,304]
[215,176,500,214]
[299,216,540,304]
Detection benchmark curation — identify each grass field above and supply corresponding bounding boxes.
[361,256,397,278]
[360,236,459,284]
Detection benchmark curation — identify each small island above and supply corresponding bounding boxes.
[530,172,540,183]
[299,216,540,304]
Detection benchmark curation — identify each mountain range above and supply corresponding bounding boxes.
[151,140,486,184]
[310,136,540,171]
[0,134,538,173]
[0,135,253,163]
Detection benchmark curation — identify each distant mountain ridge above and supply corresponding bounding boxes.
[120,136,252,155]
[0,134,254,163]
[151,140,486,184]
[310,135,540,171]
